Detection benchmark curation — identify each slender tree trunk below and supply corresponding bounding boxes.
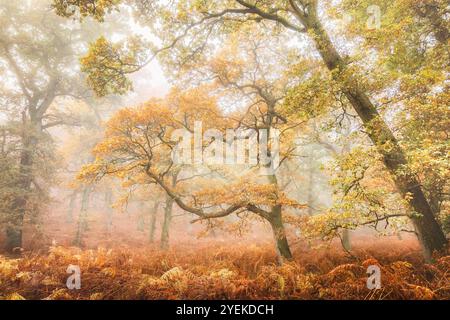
[160,173,179,250]
[303,16,447,261]
[160,196,173,250]
[306,152,315,216]
[268,205,293,263]
[104,189,113,232]
[6,144,31,252]
[66,191,77,224]
[414,2,449,45]
[342,229,352,251]
[137,201,145,232]
[6,117,36,253]
[148,201,159,243]
[187,213,195,235]
[264,125,294,263]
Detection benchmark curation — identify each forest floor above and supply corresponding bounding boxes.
[0,238,448,300]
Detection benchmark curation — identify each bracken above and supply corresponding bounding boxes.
[0,239,448,300]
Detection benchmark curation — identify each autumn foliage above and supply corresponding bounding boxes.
[0,239,448,300]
